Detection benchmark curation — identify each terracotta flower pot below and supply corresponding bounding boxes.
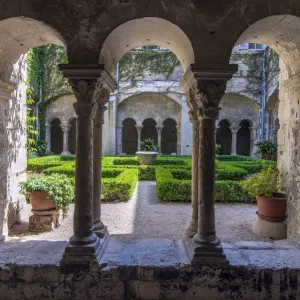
[30,191,56,215]
[262,154,272,160]
[256,193,287,222]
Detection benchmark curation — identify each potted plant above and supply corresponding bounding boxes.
[255,140,277,160]
[19,173,74,216]
[136,138,159,165]
[240,165,287,222]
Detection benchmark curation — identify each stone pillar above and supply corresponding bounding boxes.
[59,64,116,265]
[250,127,260,157]
[181,64,237,265]
[156,125,163,153]
[135,125,143,151]
[60,123,71,155]
[176,124,181,155]
[116,125,123,154]
[185,112,199,238]
[93,99,108,238]
[230,128,238,155]
[45,123,51,152]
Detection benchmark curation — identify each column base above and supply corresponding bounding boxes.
[94,224,108,238]
[61,232,109,269]
[185,220,197,238]
[183,235,229,266]
[61,151,71,155]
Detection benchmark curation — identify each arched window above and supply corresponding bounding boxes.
[122,118,138,154]
[237,120,251,156]
[141,118,158,143]
[50,118,63,154]
[68,118,77,155]
[161,119,177,154]
[216,120,232,155]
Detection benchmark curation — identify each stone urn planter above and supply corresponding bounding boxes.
[136,151,158,165]
[256,193,287,222]
[29,191,56,215]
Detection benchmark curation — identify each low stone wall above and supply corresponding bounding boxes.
[0,262,299,299]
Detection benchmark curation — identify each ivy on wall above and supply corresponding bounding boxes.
[116,48,180,86]
[26,45,70,144]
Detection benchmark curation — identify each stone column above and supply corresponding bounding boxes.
[45,123,51,152]
[93,97,108,238]
[185,112,199,238]
[250,127,259,157]
[59,64,116,265]
[60,123,71,155]
[181,64,237,265]
[156,125,163,153]
[230,128,238,155]
[116,125,123,154]
[176,124,181,155]
[135,125,143,151]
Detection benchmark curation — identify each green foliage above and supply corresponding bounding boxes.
[216,144,222,155]
[156,168,191,201]
[216,164,248,180]
[113,158,139,166]
[26,94,38,155]
[240,165,282,198]
[19,174,74,215]
[171,170,191,180]
[138,166,156,180]
[255,140,277,155]
[118,48,180,86]
[155,159,186,165]
[26,45,70,143]
[215,181,246,203]
[140,138,159,152]
[102,169,138,201]
[216,155,259,161]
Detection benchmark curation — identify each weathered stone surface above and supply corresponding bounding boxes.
[29,213,61,233]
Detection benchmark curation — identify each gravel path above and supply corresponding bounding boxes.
[8,181,278,243]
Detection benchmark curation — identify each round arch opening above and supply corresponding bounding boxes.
[216,119,232,155]
[161,119,177,154]
[122,118,138,155]
[50,118,63,154]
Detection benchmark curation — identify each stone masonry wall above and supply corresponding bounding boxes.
[0,55,27,239]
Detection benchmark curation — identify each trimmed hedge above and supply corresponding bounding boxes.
[215,181,245,202]
[113,158,139,166]
[216,155,260,162]
[102,169,138,201]
[138,166,156,180]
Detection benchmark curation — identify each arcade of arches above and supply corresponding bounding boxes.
[1,3,300,298]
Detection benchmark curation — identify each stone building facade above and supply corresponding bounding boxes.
[45,45,279,157]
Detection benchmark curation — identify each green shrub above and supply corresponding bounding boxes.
[255,140,277,155]
[216,155,259,162]
[59,155,76,161]
[19,173,74,215]
[215,181,245,202]
[216,165,248,180]
[240,165,282,198]
[102,169,138,201]
[155,159,186,165]
[140,138,159,152]
[156,168,191,201]
[27,161,64,173]
[138,166,156,180]
[44,162,75,177]
[171,169,191,180]
[113,158,139,165]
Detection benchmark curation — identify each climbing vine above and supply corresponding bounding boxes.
[117,48,180,86]
[26,45,70,145]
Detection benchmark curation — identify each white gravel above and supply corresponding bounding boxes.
[8,181,278,243]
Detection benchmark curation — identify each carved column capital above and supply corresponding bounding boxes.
[181,64,237,120]
[155,125,163,133]
[60,123,71,133]
[135,125,143,132]
[93,104,107,124]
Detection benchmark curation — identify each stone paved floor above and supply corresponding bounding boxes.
[9,181,286,244]
[3,181,300,270]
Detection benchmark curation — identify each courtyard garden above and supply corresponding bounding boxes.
[26,154,277,203]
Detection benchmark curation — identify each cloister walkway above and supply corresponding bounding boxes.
[9,181,288,244]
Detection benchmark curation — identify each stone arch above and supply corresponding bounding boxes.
[122,118,138,155]
[161,118,177,154]
[273,118,280,145]
[99,17,195,72]
[237,120,252,156]
[50,118,63,154]
[234,15,300,76]
[141,118,158,144]
[0,17,66,81]
[118,92,181,126]
[216,119,232,155]
[68,118,77,155]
